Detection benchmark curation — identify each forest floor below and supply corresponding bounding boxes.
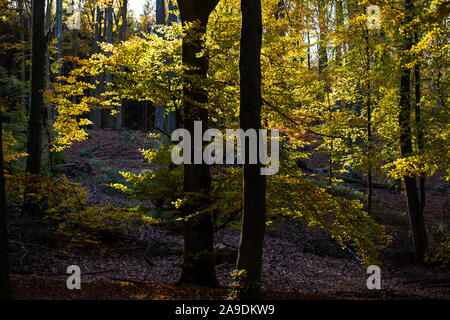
[8,129,450,300]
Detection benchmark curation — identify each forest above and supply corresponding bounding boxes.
[0,0,449,302]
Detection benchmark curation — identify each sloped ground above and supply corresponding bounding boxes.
[8,221,450,300]
[8,129,450,300]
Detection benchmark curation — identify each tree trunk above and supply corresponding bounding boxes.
[25,0,46,174]
[154,0,167,143]
[119,0,128,42]
[365,33,373,215]
[55,0,63,67]
[177,0,219,287]
[53,0,63,123]
[90,6,102,129]
[235,0,266,300]
[0,112,11,300]
[71,1,78,60]
[317,1,328,74]
[18,0,28,109]
[116,0,128,129]
[307,30,311,70]
[399,0,428,263]
[414,32,425,213]
[167,0,179,134]
[45,0,54,173]
[102,5,116,129]
[335,0,343,67]
[317,1,332,185]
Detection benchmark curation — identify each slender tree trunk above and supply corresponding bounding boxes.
[23,1,32,105]
[119,0,128,42]
[45,0,53,48]
[399,0,428,263]
[116,0,128,129]
[71,1,78,60]
[45,0,54,173]
[317,1,328,74]
[18,0,27,109]
[306,30,311,70]
[317,1,332,184]
[177,0,219,287]
[156,0,166,37]
[105,5,113,52]
[328,136,333,185]
[90,6,102,129]
[335,0,343,67]
[71,3,79,110]
[26,0,46,174]
[53,0,63,123]
[414,32,425,213]
[102,4,115,128]
[367,112,373,215]
[0,112,11,300]
[365,33,373,215]
[167,0,179,134]
[55,0,63,66]
[154,0,167,142]
[235,0,265,300]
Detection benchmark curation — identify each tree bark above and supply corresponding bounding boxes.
[317,2,333,185]
[52,0,62,123]
[119,0,128,42]
[25,0,46,174]
[154,0,167,142]
[414,32,425,213]
[317,1,328,74]
[235,0,266,300]
[167,0,179,134]
[45,0,55,173]
[335,0,343,67]
[18,0,28,109]
[55,0,63,66]
[177,0,219,287]
[102,5,116,128]
[0,112,11,300]
[307,30,311,70]
[399,0,428,263]
[365,33,373,215]
[90,6,103,129]
[116,0,128,129]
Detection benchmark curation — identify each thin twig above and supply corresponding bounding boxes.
[213,207,242,232]
[147,234,174,252]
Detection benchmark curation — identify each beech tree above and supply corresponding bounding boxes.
[176,0,220,287]
[89,5,103,128]
[102,1,115,129]
[399,0,428,263]
[0,110,11,300]
[25,0,46,174]
[235,0,266,300]
[154,0,167,137]
[119,0,128,42]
